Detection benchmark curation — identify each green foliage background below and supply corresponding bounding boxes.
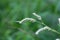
[0,0,60,40]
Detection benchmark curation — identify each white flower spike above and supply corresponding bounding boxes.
[56,38,60,40]
[58,18,60,24]
[32,13,41,20]
[16,18,36,24]
[35,26,50,35]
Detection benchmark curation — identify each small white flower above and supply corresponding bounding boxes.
[35,26,50,35]
[56,38,60,40]
[32,13,41,20]
[58,18,60,24]
[16,18,36,24]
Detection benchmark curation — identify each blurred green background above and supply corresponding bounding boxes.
[0,0,60,40]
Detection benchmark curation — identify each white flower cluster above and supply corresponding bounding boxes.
[33,13,41,20]
[35,26,51,35]
[56,38,60,40]
[16,18,36,24]
[58,18,60,24]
